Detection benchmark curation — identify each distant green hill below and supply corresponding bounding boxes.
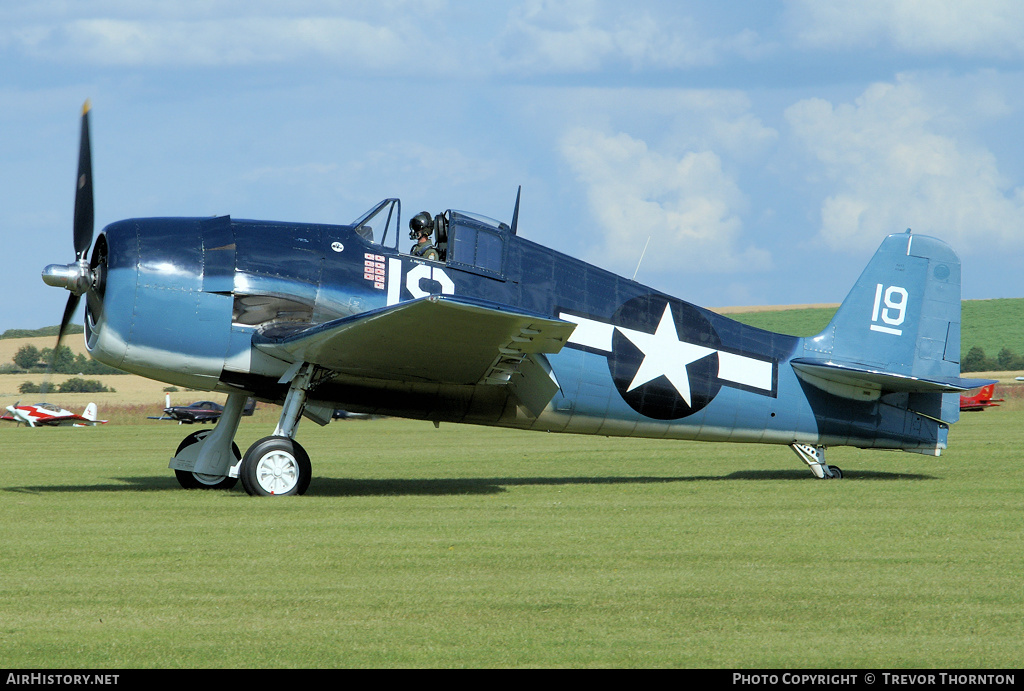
[724,298,1024,370]
[1,324,84,339]
[960,299,1024,362]
[718,306,839,337]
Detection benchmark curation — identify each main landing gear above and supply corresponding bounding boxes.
[790,443,843,479]
[238,436,311,496]
[168,363,330,496]
[170,393,248,491]
[173,430,240,490]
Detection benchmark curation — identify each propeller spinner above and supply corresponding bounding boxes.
[41,101,97,367]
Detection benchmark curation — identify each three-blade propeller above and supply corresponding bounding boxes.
[73,101,94,262]
[40,101,96,383]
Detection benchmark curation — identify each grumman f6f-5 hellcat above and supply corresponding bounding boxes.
[41,104,994,495]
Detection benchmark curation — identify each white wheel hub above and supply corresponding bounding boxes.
[255,450,300,495]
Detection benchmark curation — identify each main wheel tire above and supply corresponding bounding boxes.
[239,436,312,496]
[828,465,843,479]
[173,430,240,490]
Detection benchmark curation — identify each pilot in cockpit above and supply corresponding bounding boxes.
[409,211,440,261]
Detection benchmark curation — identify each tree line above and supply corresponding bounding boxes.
[19,378,112,394]
[8,344,123,375]
[962,347,1024,373]
[1,325,81,340]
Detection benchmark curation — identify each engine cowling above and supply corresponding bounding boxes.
[86,217,234,390]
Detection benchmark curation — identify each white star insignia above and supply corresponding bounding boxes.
[615,304,716,406]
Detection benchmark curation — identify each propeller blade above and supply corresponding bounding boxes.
[57,293,81,344]
[53,294,80,367]
[73,101,94,261]
[40,294,80,399]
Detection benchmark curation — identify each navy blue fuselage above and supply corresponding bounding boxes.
[84,202,960,454]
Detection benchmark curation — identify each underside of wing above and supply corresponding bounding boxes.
[252,296,576,390]
[39,416,100,426]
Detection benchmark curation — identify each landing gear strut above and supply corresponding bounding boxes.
[169,363,332,496]
[238,362,331,497]
[169,392,248,489]
[790,443,843,479]
[173,430,240,490]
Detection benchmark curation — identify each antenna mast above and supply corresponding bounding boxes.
[632,236,651,280]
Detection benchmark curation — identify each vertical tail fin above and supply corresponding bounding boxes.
[806,232,963,382]
[792,232,1000,444]
[83,402,98,421]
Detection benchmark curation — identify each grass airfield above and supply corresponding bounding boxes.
[1,406,1021,668]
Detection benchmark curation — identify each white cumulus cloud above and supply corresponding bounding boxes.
[787,0,1024,58]
[560,127,772,277]
[497,0,769,74]
[785,78,1024,253]
[0,4,459,72]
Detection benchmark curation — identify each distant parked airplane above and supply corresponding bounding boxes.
[150,395,255,424]
[2,401,106,427]
[959,384,1002,411]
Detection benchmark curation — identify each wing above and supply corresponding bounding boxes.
[35,415,106,426]
[253,296,576,399]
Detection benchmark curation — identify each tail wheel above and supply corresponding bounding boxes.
[173,430,240,490]
[240,436,311,496]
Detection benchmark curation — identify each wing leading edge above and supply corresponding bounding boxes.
[252,296,576,401]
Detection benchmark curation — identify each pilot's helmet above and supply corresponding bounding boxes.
[409,211,434,239]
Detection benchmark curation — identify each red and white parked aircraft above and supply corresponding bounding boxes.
[2,401,107,427]
[958,384,1003,412]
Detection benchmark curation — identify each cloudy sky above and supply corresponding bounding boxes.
[3,1,1024,333]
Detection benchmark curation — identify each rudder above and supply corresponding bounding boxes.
[807,231,962,383]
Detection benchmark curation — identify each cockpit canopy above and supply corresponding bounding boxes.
[351,199,510,277]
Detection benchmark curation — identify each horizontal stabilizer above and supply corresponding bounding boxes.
[253,295,576,387]
[792,357,997,400]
